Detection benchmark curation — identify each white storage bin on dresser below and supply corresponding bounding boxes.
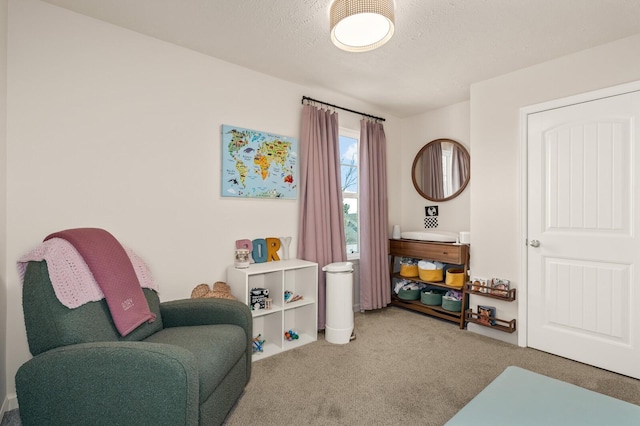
[227,259,318,360]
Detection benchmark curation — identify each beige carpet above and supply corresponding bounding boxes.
[224,307,640,426]
[3,307,639,426]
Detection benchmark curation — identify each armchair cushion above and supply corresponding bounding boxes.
[22,261,163,356]
[160,298,253,383]
[16,341,199,426]
[144,324,247,403]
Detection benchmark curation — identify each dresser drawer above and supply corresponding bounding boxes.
[389,239,467,264]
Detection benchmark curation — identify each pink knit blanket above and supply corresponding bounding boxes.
[18,238,158,307]
[18,231,158,336]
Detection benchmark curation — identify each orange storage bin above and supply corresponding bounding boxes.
[418,268,443,282]
[399,264,419,277]
[445,268,465,288]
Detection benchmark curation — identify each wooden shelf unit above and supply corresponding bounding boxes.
[465,283,516,301]
[465,282,517,333]
[465,309,517,333]
[388,239,469,329]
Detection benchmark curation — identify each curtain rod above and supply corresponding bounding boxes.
[301,96,385,122]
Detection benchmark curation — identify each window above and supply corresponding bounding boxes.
[441,141,454,196]
[339,128,359,258]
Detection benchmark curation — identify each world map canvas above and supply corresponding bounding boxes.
[221,125,298,199]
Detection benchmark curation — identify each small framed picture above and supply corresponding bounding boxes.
[425,206,439,217]
[491,278,510,297]
[470,277,488,293]
[477,305,496,325]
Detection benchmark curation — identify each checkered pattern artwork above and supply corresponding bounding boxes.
[424,216,438,228]
[424,205,439,228]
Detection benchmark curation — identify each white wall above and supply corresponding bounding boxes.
[10,0,639,408]
[400,101,470,234]
[0,0,8,416]
[469,33,640,343]
[4,0,401,402]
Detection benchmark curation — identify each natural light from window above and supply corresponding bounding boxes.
[339,129,359,258]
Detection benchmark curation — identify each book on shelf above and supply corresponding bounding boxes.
[477,305,496,325]
[490,278,510,297]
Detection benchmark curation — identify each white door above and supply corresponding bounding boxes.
[527,89,640,379]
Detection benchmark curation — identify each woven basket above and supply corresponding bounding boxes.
[419,268,443,282]
[399,264,419,277]
[398,288,421,300]
[420,291,443,306]
[442,296,462,312]
[190,282,236,300]
[191,283,212,299]
[445,269,465,288]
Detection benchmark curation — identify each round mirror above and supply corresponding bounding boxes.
[412,138,470,201]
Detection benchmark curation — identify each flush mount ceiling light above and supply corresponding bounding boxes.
[330,0,395,52]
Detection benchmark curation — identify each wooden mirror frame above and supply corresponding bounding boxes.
[411,138,470,202]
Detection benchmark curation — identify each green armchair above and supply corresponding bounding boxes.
[16,260,252,426]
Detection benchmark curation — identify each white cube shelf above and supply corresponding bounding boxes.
[227,259,318,361]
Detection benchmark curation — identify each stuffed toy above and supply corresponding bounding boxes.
[191,281,236,300]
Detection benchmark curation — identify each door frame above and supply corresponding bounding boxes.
[518,80,640,348]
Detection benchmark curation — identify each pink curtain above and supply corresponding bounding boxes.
[297,104,347,329]
[423,142,444,199]
[452,144,470,190]
[359,119,390,310]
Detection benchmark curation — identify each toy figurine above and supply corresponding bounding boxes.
[284,330,299,341]
[252,334,266,353]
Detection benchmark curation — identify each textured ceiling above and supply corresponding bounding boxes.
[40,0,640,117]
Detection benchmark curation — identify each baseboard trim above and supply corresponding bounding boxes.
[2,393,18,416]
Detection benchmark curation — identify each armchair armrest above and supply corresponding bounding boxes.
[160,298,252,333]
[159,298,253,384]
[16,342,199,426]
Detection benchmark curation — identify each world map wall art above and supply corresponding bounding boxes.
[221,125,298,199]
